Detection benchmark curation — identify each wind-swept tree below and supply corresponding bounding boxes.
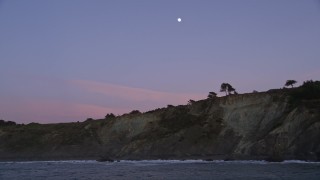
[207,91,217,99]
[285,80,297,88]
[220,83,236,95]
[220,83,228,95]
[228,85,236,95]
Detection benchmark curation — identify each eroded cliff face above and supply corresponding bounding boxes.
[0,91,319,161]
[95,92,320,161]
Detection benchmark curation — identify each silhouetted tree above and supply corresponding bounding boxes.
[228,85,236,95]
[207,92,217,99]
[220,83,236,95]
[220,83,228,95]
[285,80,297,88]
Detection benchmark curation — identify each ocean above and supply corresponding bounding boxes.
[0,160,319,180]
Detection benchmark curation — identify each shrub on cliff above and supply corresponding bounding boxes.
[289,80,320,100]
[188,99,195,105]
[207,92,217,99]
[0,120,16,126]
[85,118,94,122]
[105,113,116,119]
[129,110,141,115]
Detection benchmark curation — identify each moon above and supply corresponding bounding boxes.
[177,18,182,22]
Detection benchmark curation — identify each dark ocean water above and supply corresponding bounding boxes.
[0,160,319,180]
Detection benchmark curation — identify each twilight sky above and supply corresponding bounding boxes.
[0,0,319,123]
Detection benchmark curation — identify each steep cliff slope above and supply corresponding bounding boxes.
[0,86,319,161]
[96,92,320,161]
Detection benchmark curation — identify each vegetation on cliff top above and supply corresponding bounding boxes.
[1,80,319,126]
[0,120,16,126]
[288,80,320,100]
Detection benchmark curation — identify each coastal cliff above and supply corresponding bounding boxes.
[0,85,319,161]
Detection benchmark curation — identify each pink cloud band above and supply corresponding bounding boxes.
[71,79,204,105]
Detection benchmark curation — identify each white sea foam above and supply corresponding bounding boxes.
[1,159,319,164]
[0,160,97,164]
[279,160,320,164]
[112,159,320,165]
[119,159,207,163]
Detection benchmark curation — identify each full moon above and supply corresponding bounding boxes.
[177,18,182,22]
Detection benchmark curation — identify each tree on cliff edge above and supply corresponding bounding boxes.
[285,80,297,88]
[220,83,228,95]
[220,83,236,95]
[227,85,236,95]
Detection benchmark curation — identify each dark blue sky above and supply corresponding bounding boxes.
[1,0,319,123]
